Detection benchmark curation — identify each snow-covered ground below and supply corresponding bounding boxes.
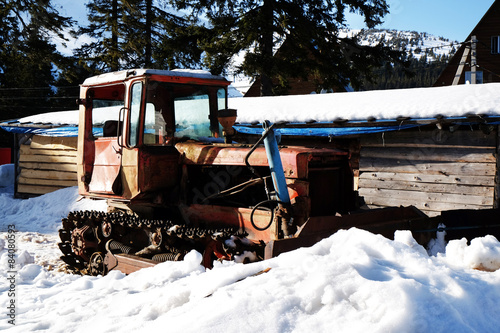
[0,163,500,332]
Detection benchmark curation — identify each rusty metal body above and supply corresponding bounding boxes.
[59,69,444,276]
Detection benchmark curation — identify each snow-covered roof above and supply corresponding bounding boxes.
[229,83,500,124]
[2,83,500,137]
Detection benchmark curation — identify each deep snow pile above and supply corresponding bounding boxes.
[0,164,500,332]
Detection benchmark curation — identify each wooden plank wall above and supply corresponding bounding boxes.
[358,128,498,217]
[16,135,78,197]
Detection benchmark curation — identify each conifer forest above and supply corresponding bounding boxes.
[0,0,455,147]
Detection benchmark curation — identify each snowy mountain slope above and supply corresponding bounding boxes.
[342,29,458,61]
[0,163,500,332]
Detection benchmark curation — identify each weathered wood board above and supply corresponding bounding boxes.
[358,128,498,216]
[16,135,78,197]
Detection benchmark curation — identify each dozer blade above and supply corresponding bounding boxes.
[439,208,500,241]
[104,252,158,275]
[265,206,435,259]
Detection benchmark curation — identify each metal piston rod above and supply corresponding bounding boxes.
[261,121,294,236]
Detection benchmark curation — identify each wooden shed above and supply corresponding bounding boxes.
[15,135,78,197]
[0,116,79,198]
[230,83,500,217]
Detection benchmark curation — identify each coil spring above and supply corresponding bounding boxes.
[152,252,182,262]
[108,240,133,254]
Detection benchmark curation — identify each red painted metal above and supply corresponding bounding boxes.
[0,148,11,165]
[182,204,277,242]
[176,142,347,179]
[88,138,122,194]
[138,148,180,192]
[202,240,232,268]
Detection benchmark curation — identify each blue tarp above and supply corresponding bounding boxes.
[2,123,420,138]
[3,119,500,138]
[234,124,420,137]
[0,125,100,137]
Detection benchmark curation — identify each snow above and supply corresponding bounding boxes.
[340,29,458,62]
[18,106,119,127]
[0,164,499,331]
[14,83,500,129]
[229,83,500,124]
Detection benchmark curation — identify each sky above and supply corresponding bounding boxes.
[54,0,496,43]
[379,0,494,41]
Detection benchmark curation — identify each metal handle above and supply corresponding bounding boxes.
[117,107,126,149]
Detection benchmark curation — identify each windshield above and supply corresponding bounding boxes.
[143,81,226,145]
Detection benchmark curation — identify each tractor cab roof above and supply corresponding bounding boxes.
[82,68,230,87]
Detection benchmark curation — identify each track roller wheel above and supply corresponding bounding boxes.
[88,252,107,276]
[101,220,112,238]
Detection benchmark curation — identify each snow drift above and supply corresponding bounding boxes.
[0,164,499,332]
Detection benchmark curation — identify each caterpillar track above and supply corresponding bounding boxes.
[58,210,262,276]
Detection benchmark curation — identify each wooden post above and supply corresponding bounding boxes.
[13,133,20,198]
[495,126,500,208]
[453,45,470,85]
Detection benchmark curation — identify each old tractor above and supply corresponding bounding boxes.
[58,69,436,276]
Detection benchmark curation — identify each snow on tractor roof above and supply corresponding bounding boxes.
[82,68,228,86]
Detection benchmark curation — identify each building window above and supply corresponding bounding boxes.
[491,36,500,54]
[465,71,483,84]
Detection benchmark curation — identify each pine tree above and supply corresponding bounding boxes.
[0,0,73,147]
[74,0,122,72]
[361,53,451,91]
[0,0,73,117]
[171,0,406,96]
[76,0,201,72]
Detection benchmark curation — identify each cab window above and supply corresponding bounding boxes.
[87,84,125,138]
[129,82,143,147]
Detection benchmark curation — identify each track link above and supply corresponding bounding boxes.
[58,210,257,275]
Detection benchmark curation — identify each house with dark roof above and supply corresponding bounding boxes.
[435,0,500,86]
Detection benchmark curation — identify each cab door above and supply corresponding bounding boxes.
[82,84,125,196]
[88,132,122,194]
